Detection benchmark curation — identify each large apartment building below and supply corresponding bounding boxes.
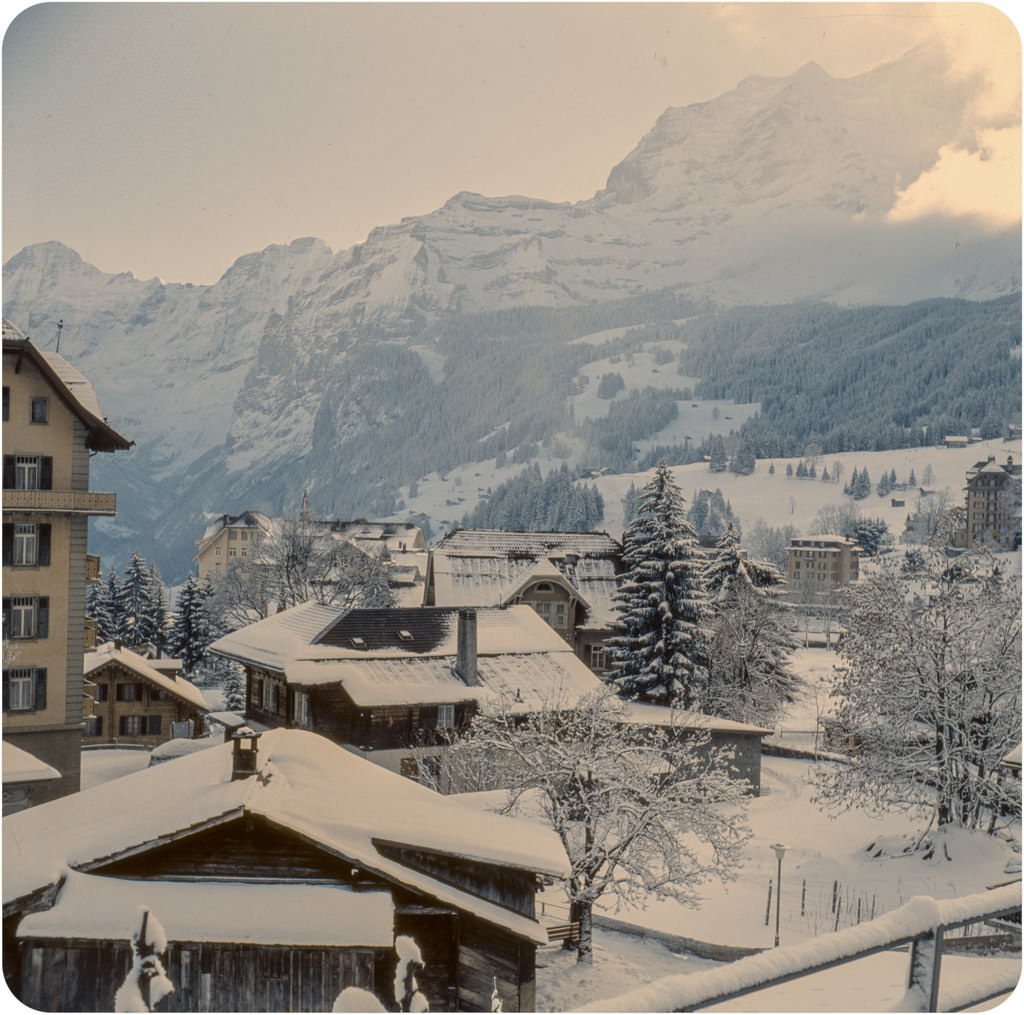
[957,454,1022,550]
[2,322,131,807]
[785,535,860,591]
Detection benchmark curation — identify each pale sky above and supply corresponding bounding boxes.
[3,2,1020,285]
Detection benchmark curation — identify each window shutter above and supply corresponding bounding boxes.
[38,525,51,566]
[34,669,46,711]
[2,524,11,566]
[1,599,9,639]
[147,715,161,735]
[36,597,49,639]
[96,716,103,736]
[40,457,53,490]
[2,457,14,489]
[119,715,127,735]
[2,671,8,712]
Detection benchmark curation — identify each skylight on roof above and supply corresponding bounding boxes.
[398,630,413,641]
[351,637,366,649]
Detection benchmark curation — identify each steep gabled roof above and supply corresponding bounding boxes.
[3,729,569,941]
[2,323,131,452]
[426,529,622,627]
[84,643,209,712]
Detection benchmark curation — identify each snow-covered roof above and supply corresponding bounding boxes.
[2,323,131,452]
[196,509,273,551]
[3,728,568,942]
[219,604,604,712]
[621,702,774,737]
[2,742,60,784]
[84,643,209,712]
[287,652,600,711]
[17,871,395,947]
[427,529,621,627]
[208,601,343,671]
[1001,743,1022,770]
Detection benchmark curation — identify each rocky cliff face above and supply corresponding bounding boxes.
[4,45,1019,578]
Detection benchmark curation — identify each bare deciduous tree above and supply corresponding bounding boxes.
[433,688,751,964]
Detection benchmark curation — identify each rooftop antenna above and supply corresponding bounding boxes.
[54,319,63,353]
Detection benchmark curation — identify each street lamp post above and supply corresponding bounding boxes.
[771,843,788,947]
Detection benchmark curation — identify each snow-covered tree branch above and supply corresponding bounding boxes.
[437,687,751,964]
[815,527,1021,834]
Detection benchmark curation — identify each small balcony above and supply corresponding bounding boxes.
[2,489,117,515]
[86,554,101,582]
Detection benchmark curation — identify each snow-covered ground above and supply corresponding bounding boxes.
[526,748,1021,1011]
[80,747,150,789]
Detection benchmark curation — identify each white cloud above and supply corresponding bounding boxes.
[887,126,1021,226]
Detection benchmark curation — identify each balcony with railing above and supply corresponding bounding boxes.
[2,489,117,515]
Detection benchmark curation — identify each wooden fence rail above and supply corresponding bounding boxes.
[576,883,1020,1013]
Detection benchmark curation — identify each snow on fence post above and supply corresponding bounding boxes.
[904,919,944,1014]
[764,881,772,926]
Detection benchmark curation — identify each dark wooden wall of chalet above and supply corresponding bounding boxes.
[457,915,535,1013]
[15,938,389,1012]
[94,815,374,883]
[686,732,764,796]
[394,909,458,1011]
[378,843,536,918]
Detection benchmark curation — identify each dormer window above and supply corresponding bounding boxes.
[535,583,552,593]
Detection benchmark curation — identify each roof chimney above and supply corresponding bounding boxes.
[231,727,262,780]
[455,609,479,686]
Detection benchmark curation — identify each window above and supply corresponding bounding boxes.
[95,682,109,702]
[119,715,143,736]
[229,530,238,540]
[437,703,455,728]
[84,716,103,737]
[15,456,39,490]
[554,602,567,627]
[263,680,277,712]
[215,546,221,556]
[3,596,48,639]
[29,397,49,424]
[591,647,607,670]
[116,683,142,701]
[147,715,162,735]
[12,523,40,566]
[252,678,263,705]
[294,690,310,728]
[229,547,237,557]
[3,667,46,712]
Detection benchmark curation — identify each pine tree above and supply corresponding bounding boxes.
[785,463,794,478]
[607,462,709,707]
[170,573,210,673]
[908,468,918,488]
[845,467,858,495]
[708,437,728,473]
[90,567,126,644]
[854,468,872,499]
[121,552,164,649]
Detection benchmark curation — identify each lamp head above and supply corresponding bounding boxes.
[771,843,789,861]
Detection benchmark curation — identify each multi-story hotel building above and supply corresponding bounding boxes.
[2,322,131,807]
[785,535,860,591]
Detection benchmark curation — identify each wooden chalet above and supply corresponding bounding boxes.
[423,529,623,676]
[2,728,569,1012]
[83,642,209,746]
[209,603,771,794]
[209,603,601,779]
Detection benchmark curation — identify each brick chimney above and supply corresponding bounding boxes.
[455,609,479,686]
[231,727,262,780]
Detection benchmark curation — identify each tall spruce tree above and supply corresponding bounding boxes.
[170,573,210,673]
[607,461,709,707]
[88,567,124,645]
[121,552,164,649]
